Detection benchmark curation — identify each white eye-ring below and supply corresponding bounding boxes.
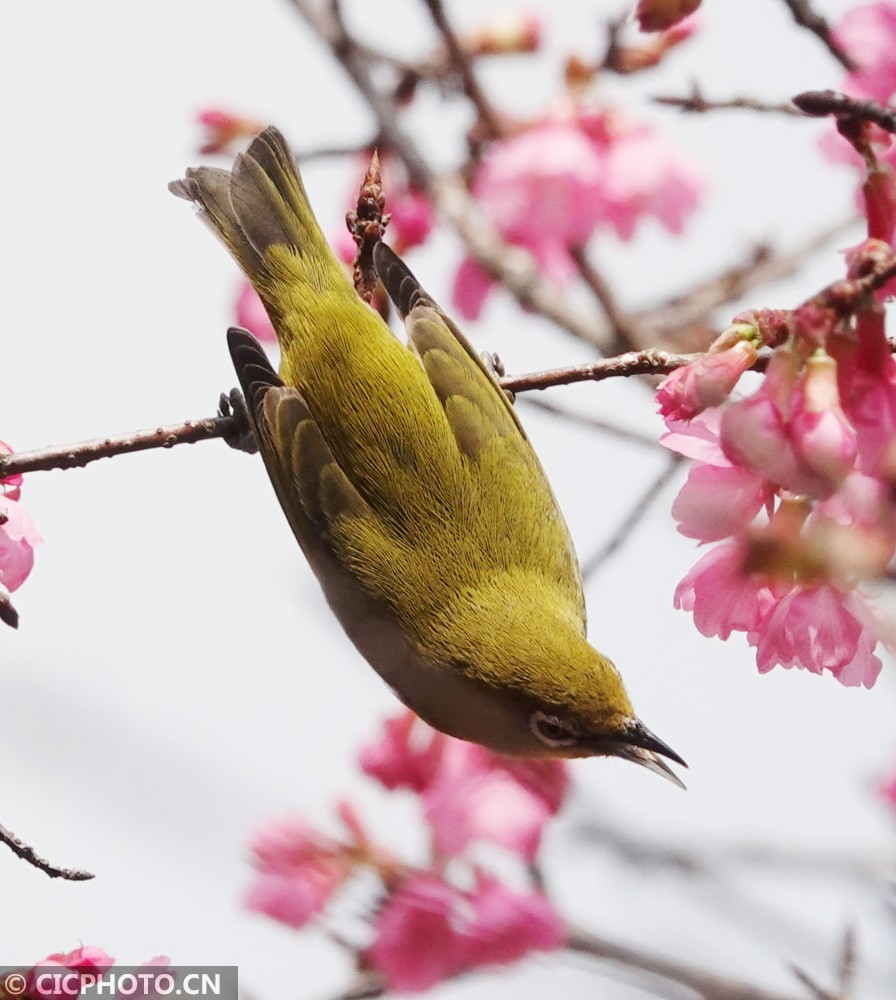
[529,711,578,748]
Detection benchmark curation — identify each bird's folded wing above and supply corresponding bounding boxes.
[373,244,587,629]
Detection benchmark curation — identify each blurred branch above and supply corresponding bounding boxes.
[519,397,662,450]
[793,89,896,134]
[422,0,504,138]
[655,90,803,117]
[0,821,94,881]
[565,924,804,1000]
[580,454,685,579]
[570,245,640,353]
[780,0,857,71]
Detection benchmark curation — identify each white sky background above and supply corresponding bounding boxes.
[2,0,895,997]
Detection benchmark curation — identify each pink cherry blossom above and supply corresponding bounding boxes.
[0,498,41,593]
[245,815,352,928]
[28,947,115,1000]
[674,540,777,640]
[789,354,858,497]
[0,441,22,501]
[660,408,727,463]
[452,256,497,321]
[863,164,896,244]
[424,742,561,860]
[752,585,882,688]
[366,873,562,991]
[656,341,757,422]
[880,760,896,810]
[599,127,706,240]
[834,2,896,102]
[359,709,447,793]
[366,875,472,991]
[234,282,276,344]
[462,875,564,967]
[196,109,261,155]
[671,463,769,541]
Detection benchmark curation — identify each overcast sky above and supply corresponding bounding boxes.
[2,1,894,998]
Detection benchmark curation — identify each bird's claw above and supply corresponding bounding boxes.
[218,389,259,454]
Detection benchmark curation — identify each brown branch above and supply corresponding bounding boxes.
[500,349,703,393]
[346,151,389,303]
[566,924,804,1000]
[793,89,896,134]
[655,91,803,117]
[569,246,640,354]
[421,0,504,139]
[0,821,94,881]
[581,454,685,579]
[780,0,857,71]
[0,415,237,478]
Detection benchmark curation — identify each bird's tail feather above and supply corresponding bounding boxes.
[168,126,338,293]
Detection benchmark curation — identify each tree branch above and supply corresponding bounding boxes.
[655,91,803,117]
[780,0,856,71]
[0,821,94,881]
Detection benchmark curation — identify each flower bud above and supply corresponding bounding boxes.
[465,9,541,55]
[656,340,757,422]
[789,353,858,496]
[636,0,701,32]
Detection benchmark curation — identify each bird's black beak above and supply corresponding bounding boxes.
[587,718,688,789]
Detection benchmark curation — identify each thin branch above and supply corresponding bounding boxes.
[636,217,859,349]
[519,397,662,450]
[500,349,703,393]
[566,923,804,1000]
[0,415,236,478]
[581,455,685,579]
[0,821,94,881]
[655,91,803,117]
[570,245,641,354]
[780,0,857,71]
[421,0,504,139]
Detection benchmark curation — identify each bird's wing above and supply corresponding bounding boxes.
[373,244,587,629]
[228,328,372,548]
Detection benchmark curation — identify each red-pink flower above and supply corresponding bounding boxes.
[424,742,566,860]
[673,540,777,640]
[789,354,858,497]
[367,875,471,991]
[671,463,769,541]
[462,874,564,967]
[656,341,757,422]
[28,948,115,1000]
[751,585,882,688]
[235,282,276,344]
[1,441,22,501]
[880,759,896,810]
[245,815,353,928]
[196,109,262,155]
[0,497,42,592]
[834,2,896,102]
[366,873,562,992]
[863,164,896,244]
[598,127,705,241]
[359,709,447,794]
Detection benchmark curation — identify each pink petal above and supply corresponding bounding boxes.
[0,499,41,592]
[359,710,447,794]
[452,256,495,320]
[660,408,727,464]
[672,462,767,541]
[464,876,564,966]
[234,282,277,344]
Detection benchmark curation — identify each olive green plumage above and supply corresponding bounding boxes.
[170,127,684,780]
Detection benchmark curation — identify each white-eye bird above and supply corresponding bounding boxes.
[170,127,685,784]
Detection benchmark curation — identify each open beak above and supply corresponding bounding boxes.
[590,718,688,789]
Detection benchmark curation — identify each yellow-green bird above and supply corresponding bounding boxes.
[170,127,685,784]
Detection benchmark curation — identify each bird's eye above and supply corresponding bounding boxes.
[529,711,578,748]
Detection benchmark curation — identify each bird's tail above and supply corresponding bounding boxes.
[169,127,345,322]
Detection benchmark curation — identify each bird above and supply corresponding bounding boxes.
[170,126,685,785]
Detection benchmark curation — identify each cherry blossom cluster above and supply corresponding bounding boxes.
[0,441,41,623]
[658,145,896,687]
[245,709,569,992]
[0,948,169,1000]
